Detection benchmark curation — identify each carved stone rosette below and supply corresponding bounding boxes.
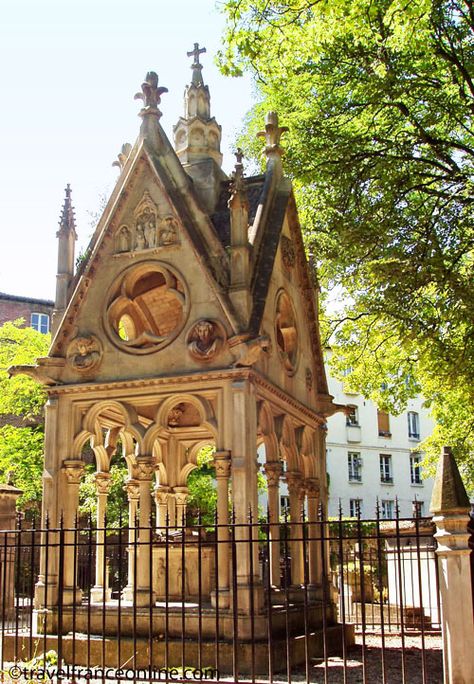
[66,335,102,373]
[62,460,85,485]
[187,319,225,362]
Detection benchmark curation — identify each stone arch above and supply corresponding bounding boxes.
[153,394,216,434]
[280,415,302,472]
[257,401,279,463]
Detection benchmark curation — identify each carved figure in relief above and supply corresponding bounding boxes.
[143,210,157,248]
[159,216,179,245]
[280,235,296,269]
[67,336,102,372]
[187,320,223,361]
[118,226,130,252]
[135,226,146,250]
[168,404,185,427]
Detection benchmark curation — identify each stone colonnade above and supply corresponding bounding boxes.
[36,379,328,612]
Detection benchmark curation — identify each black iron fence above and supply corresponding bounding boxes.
[0,507,442,683]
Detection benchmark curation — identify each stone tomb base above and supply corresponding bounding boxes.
[4,624,354,675]
[34,599,334,640]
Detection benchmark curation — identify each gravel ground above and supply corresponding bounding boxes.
[290,633,443,684]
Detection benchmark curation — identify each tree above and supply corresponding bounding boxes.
[0,321,49,513]
[219,0,474,490]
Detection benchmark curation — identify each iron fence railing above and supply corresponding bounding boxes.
[0,505,445,683]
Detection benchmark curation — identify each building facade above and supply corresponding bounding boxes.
[325,371,434,519]
[0,293,53,333]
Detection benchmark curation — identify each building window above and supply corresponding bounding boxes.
[280,495,289,512]
[408,411,420,439]
[31,312,50,334]
[381,499,394,519]
[349,498,363,517]
[412,499,425,517]
[377,409,391,437]
[346,405,359,426]
[380,454,393,484]
[348,452,362,482]
[410,454,423,485]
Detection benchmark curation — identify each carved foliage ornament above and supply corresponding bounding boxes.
[280,235,296,270]
[66,335,102,373]
[187,319,225,362]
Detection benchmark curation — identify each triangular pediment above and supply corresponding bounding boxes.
[46,134,242,384]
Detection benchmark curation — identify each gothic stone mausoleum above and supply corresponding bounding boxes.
[15,48,343,664]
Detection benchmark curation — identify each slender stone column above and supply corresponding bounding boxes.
[61,460,85,605]
[263,461,282,587]
[174,487,189,527]
[90,472,111,602]
[154,486,170,534]
[212,450,231,608]
[135,457,155,606]
[305,477,321,589]
[430,447,474,684]
[122,478,140,602]
[286,471,304,586]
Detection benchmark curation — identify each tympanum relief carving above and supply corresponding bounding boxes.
[115,191,180,253]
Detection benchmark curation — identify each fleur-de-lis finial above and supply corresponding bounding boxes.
[257,111,289,155]
[112,143,132,171]
[134,71,168,112]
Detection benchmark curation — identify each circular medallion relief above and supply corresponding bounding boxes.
[104,262,188,354]
[275,290,298,374]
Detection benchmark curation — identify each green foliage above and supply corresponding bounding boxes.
[0,321,49,513]
[0,425,44,512]
[220,0,474,491]
[78,462,129,527]
[0,320,49,417]
[186,446,218,527]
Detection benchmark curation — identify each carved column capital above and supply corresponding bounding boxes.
[62,459,85,485]
[304,477,320,498]
[263,461,282,487]
[95,472,111,495]
[124,478,140,501]
[285,471,303,497]
[214,450,231,479]
[174,486,189,507]
[135,457,155,481]
[154,486,170,505]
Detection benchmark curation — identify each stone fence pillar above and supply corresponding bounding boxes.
[430,446,474,684]
[0,482,22,617]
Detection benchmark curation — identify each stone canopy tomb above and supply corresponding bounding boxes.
[14,45,344,662]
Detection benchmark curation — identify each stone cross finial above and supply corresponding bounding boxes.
[134,71,168,112]
[187,43,206,87]
[187,42,206,65]
[257,111,289,155]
